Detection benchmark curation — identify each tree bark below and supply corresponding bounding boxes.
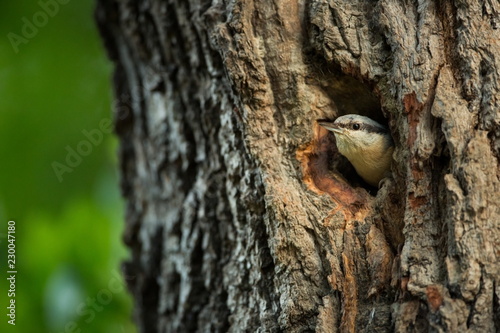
[95,0,499,332]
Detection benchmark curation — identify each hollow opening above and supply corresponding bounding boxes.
[316,76,391,193]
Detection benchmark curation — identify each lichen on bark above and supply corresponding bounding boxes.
[96,0,499,332]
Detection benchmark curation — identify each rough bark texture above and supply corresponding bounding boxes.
[96,0,499,332]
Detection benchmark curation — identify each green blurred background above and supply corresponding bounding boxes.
[0,1,136,332]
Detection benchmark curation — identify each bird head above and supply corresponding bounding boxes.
[318,114,390,154]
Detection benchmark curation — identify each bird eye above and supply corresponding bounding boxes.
[352,123,360,130]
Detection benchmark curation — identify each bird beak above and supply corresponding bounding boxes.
[318,121,343,134]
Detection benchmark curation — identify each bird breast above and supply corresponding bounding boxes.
[335,135,393,186]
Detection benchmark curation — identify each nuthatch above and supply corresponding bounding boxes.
[318,115,394,187]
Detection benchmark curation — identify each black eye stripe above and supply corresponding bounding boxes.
[338,122,388,134]
[363,124,388,134]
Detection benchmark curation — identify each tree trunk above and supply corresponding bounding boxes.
[95,0,499,332]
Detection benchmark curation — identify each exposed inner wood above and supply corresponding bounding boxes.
[96,0,500,332]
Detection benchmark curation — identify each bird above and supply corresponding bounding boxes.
[318,115,394,187]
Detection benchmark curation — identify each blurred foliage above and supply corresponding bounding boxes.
[0,0,135,332]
